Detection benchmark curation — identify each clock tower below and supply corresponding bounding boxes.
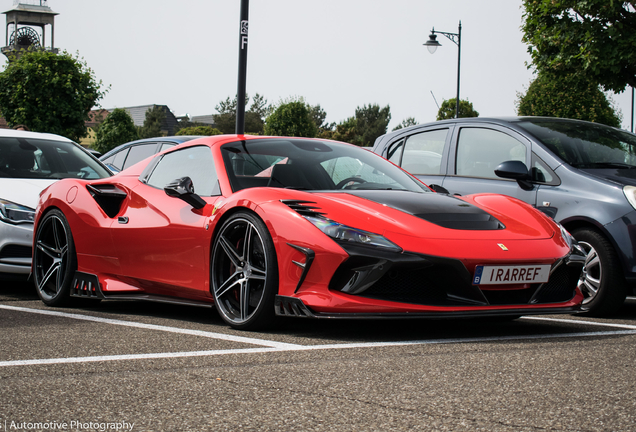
[2,0,58,61]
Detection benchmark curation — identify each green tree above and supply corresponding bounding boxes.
[264,101,317,137]
[436,98,479,120]
[522,1,636,93]
[355,104,391,146]
[0,50,107,142]
[516,72,621,127]
[93,108,139,154]
[392,117,418,131]
[214,93,269,134]
[138,105,166,139]
[309,104,329,131]
[332,117,358,144]
[175,126,223,136]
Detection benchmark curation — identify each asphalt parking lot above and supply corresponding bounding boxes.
[1,280,635,432]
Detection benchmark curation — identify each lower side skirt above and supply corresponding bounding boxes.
[70,271,214,308]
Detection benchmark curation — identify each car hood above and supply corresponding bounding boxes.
[0,178,57,209]
[578,168,636,187]
[301,189,556,241]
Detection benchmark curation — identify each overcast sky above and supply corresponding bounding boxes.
[3,0,634,131]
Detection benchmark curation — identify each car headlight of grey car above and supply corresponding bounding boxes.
[0,199,35,224]
[623,185,636,210]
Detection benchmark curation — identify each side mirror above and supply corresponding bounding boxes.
[429,183,450,194]
[164,176,207,209]
[494,160,533,191]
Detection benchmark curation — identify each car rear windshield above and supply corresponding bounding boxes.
[0,136,111,179]
[517,120,636,168]
[221,138,429,193]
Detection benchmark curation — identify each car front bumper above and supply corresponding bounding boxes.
[0,220,33,276]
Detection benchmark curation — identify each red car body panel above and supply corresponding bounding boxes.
[33,135,584,319]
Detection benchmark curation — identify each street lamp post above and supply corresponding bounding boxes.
[423,21,462,119]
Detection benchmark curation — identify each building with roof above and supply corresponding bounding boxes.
[115,104,179,136]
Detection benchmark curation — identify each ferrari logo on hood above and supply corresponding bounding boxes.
[498,243,508,251]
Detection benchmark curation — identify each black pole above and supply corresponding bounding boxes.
[631,86,634,133]
[455,21,461,119]
[235,0,249,135]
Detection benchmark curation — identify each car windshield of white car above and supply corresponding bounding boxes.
[0,137,111,180]
[221,138,430,193]
[517,120,636,168]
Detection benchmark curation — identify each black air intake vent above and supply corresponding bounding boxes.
[0,245,32,259]
[86,184,127,218]
[280,200,326,218]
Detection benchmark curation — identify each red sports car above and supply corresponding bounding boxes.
[32,135,585,329]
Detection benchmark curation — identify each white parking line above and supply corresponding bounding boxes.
[0,305,301,349]
[1,306,635,368]
[524,315,636,329]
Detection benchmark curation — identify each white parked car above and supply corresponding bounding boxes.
[0,129,111,279]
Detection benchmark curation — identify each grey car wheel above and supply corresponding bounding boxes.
[573,228,626,316]
[33,209,76,306]
[211,212,278,330]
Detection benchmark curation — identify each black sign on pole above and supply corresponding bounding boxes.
[235,0,249,135]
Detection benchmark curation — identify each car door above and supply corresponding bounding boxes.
[110,145,221,299]
[441,124,538,205]
[383,126,453,189]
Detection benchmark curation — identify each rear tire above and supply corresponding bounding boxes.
[572,228,626,316]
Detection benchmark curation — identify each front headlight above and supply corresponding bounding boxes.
[305,215,402,253]
[624,186,636,210]
[0,199,35,224]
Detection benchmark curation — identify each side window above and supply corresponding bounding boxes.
[146,146,219,196]
[159,143,175,152]
[456,128,526,179]
[109,148,130,171]
[401,129,447,175]
[531,152,559,185]
[387,138,404,164]
[123,144,157,170]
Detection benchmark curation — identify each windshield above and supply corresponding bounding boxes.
[517,120,636,168]
[0,136,111,179]
[221,138,429,193]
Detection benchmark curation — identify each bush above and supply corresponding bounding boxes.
[176,126,223,136]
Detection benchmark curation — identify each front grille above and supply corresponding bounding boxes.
[532,264,578,304]
[357,260,487,306]
[0,245,32,259]
[344,252,578,307]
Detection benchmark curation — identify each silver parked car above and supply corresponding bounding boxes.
[373,117,636,316]
[0,129,111,279]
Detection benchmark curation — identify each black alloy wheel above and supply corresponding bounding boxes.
[33,209,77,306]
[211,212,278,330]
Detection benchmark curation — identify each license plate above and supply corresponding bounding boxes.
[473,264,551,285]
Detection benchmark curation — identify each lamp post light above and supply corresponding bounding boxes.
[424,21,462,119]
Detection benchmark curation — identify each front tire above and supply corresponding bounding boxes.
[33,209,77,307]
[572,228,626,316]
[211,212,278,330]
